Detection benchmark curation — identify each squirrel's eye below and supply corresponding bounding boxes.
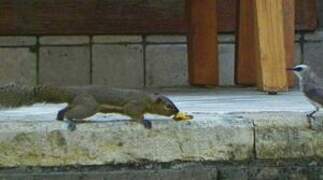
[166,104,173,109]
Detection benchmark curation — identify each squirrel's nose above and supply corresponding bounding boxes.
[286,68,295,71]
[174,106,179,114]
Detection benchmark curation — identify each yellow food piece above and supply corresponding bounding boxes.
[173,112,193,121]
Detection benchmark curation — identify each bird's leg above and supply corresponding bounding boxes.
[306,106,319,119]
[306,106,319,129]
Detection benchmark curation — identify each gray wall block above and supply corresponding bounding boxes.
[0,36,36,46]
[146,45,188,87]
[218,34,235,43]
[92,44,144,88]
[318,0,323,29]
[0,48,36,85]
[304,31,323,41]
[294,43,302,65]
[93,35,142,43]
[39,36,89,45]
[146,35,187,43]
[39,46,90,86]
[304,42,323,78]
[219,44,235,86]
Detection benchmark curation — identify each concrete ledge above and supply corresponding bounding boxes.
[1,110,323,168]
[0,113,253,167]
[0,88,322,169]
[250,112,323,160]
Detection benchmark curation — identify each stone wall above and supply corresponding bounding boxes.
[0,35,237,88]
[1,32,319,88]
[0,1,320,88]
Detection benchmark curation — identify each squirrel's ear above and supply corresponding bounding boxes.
[156,97,163,103]
[152,95,163,103]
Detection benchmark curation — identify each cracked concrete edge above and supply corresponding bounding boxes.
[0,114,254,167]
[0,112,322,167]
[236,112,323,160]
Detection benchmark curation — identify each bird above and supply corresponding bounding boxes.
[287,64,323,122]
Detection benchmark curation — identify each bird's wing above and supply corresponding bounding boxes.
[305,87,323,106]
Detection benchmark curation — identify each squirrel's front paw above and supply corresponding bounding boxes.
[143,120,152,129]
[56,107,69,121]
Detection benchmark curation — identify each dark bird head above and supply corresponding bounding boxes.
[150,94,179,117]
[286,64,310,79]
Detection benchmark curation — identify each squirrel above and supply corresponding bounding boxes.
[0,82,180,130]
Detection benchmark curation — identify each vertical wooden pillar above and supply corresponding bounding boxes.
[187,0,218,86]
[236,0,257,85]
[283,0,296,86]
[254,0,288,91]
[236,0,295,90]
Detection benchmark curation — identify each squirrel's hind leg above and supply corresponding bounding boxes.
[124,101,151,129]
[57,93,99,131]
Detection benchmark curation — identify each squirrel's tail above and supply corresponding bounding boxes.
[0,82,74,107]
[0,82,36,107]
[33,84,75,104]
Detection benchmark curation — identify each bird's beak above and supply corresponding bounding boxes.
[286,68,294,71]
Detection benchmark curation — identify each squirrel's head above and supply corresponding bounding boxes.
[150,94,179,117]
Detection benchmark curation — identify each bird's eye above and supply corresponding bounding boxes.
[294,67,303,72]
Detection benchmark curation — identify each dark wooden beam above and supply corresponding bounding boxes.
[187,0,218,86]
[0,0,317,35]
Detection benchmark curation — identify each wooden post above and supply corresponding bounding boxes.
[236,0,295,91]
[187,0,218,86]
[283,0,295,86]
[236,0,257,85]
[236,0,295,89]
[254,0,288,91]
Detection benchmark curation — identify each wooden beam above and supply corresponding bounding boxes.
[236,0,295,88]
[0,0,316,35]
[187,0,218,86]
[235,0,257,85]
[283,0,296,87]
[254,0,288,91]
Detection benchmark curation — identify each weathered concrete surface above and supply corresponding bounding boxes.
[0,88,321,168]
[245,112,323,160]
[0,113,253,167]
